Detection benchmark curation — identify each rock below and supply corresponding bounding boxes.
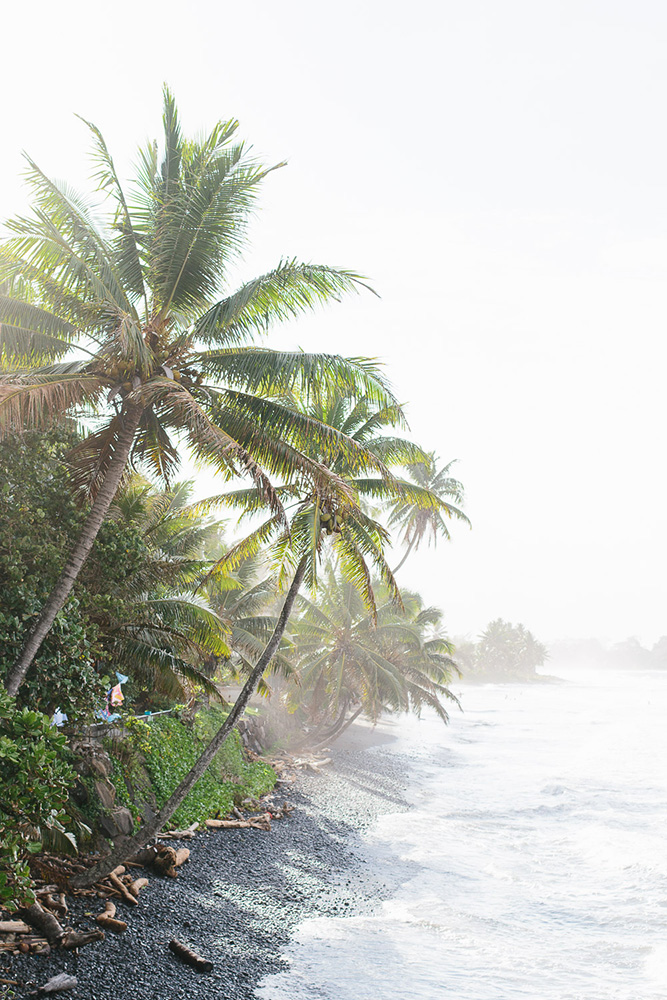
[71,778,89,806]
[112,806,134,836]
[90,755,112,778]
[32,972,78,994]
[139,801,156,824]
[98,806,134,839]
[94,779,116,810]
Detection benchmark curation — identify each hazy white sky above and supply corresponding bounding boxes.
[3,0,666,645]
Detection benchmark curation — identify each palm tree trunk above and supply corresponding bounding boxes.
[311,704,364,749]
[4,404,143,698]
[392,535,417,575]
[72,553,308,888]
[298,698,348,749]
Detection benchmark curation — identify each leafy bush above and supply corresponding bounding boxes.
[109,710,275,830]
[0,429,104,717]
[0,689,77,910]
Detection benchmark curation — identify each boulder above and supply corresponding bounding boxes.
[98,806,134,839]
[89,755,112,778]
[94,779,116,810]
[112,807,134,837]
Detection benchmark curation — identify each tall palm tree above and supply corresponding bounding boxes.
[0,88,391,696]
[209,389,465,611]
[388,454,470,573]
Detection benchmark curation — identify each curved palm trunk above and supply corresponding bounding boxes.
[392,535,417,575]
[297,698,348,750]
[310,704,364,749]
[4,404,143,698]
[72,554,308,888]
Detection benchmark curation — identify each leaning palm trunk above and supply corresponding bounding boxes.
[5,403,143,697]
[72,555,308,887]
[310,704,364,750]
[391,535,417,575]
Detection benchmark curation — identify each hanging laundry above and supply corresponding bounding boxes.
[109,683,125,707]
[95,706,121,723]
[51,707,68,727]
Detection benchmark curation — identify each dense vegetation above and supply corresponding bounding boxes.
[0,92,468,904]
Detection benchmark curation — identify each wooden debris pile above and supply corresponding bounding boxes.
[1,785,296,977]
[0,857,153,958]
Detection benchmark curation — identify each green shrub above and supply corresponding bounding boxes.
[0,689,77,910]
[112,710,275,830]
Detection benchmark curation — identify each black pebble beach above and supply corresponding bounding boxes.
[5,724,414,1000]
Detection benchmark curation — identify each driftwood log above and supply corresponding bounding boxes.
[127,877,149,898]
[152,845,178,876]
[107,872,138,905]
[168,938,213,972]
[18,902,105,951]
[95,900,127,933]
[157,822,199,840]
[205,813,271,831]
[0,920,31,934]
[18,904,65,946]
[39,893,68,917]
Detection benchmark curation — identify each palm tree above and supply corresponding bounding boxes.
[89,479,231,701]
[202,550,294,698]
[0,88,391,696]
[210,389,465,611]
[74,478,400,885]
[389,454,470,573]
[290,565,460,746]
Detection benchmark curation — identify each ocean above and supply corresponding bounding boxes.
[257,667,667,999]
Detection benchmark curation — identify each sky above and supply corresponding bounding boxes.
[2,0,666,645]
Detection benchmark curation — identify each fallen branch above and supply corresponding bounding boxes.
[168,938,213,972]
[174,848,190,868]
[206,818,251,829]
[127,877,149,898]
[18,903,65,946]
[61,928,105,950]
[157,822,199,840]
[40,893,67,917]
[107,872,138,906]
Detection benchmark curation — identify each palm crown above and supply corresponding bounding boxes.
[0,89,399,694]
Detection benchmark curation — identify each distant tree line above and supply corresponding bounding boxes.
[549,636,667,670]
[454,619,549,683]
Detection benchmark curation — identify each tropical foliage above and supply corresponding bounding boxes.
[0,689,78,910]
[455,619,548,682]
[288,565,460,745]
[0,87,393,696]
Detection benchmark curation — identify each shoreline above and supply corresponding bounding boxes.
[5,718,412,1000]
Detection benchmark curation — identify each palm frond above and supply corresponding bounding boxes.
[193,260,375,345]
